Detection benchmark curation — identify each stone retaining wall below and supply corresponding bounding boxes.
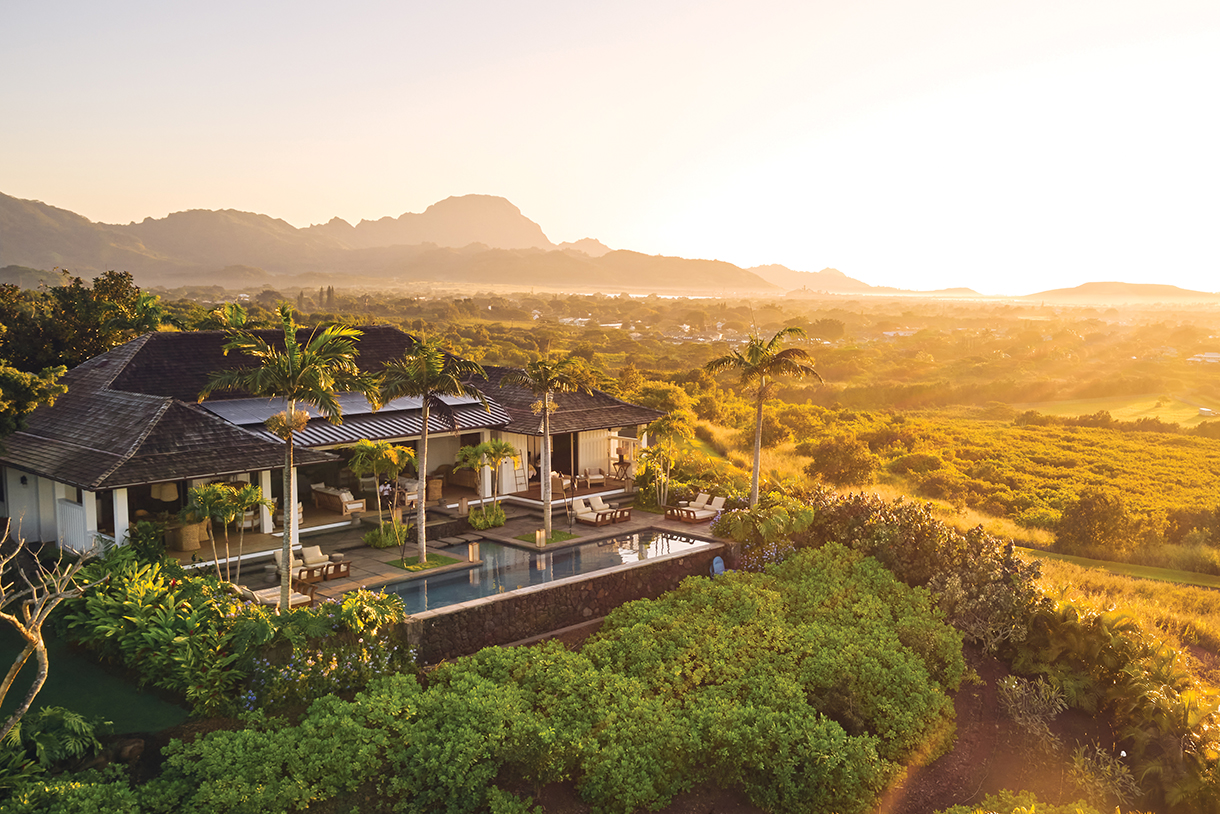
[405,543,724,664]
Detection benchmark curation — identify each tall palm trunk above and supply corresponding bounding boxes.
[541,396,553,539]
[221,524,232,582]
[751,388,764,507]
[373,480,384,527]
[207,522,223,582]
[280,399,296,612]
[235,523,247,586]
[415,402,429,564]
[490,458,499,508]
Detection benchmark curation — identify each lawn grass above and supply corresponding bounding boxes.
[1011,392,1219,427]
[514,530,580,545]
[386,552,462,572]
[1019,547,1220,590]
[1032,555,1220,671]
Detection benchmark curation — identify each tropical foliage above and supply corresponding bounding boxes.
[20,544,961,814]
[347,438,415,525]
[499,357,588,539]
[55,547,411,716]
[200,304,377,609]
[379,337,487,563]
[705,326,821,506]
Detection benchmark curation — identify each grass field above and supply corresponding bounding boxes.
[1031,554,1220,674]
[1019,547,1220,590]
[1011,392,1220,427]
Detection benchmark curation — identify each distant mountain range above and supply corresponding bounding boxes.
[1016,281,1220,304]
[2,191,1217,302]
[0,192,785,294]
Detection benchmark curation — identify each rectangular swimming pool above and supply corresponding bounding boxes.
[387,529,713,614]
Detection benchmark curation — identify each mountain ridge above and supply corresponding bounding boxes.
[0,192,787,293]
[1021,281,1220,302]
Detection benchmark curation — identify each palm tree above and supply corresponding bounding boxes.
[200,304,377,610]
[227,482,273,586]
[379,338,488,566]
[500,358,588,540]
[347,438,415,527]
[453,444,486,502]
[184,483,235,582]
[481,438,520,508]
[705,327,822,507]
[638,437,679,509]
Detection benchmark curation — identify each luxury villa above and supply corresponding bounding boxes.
[0,326,662,552]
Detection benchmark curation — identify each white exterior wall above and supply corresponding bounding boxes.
[259,470,274,532]
[426,435,460,476]
[37,477,58,543]
[4,468,42,542]
[496,432,532,494]
[112,488,129,544]
[55,498,86,552]
[578,429,612,476]
[478,429,492,499]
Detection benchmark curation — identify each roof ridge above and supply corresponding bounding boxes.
[67,332,154,391]
[6,429,124,461]
[92,396,174,488]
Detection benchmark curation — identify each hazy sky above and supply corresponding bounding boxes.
[3,1,1218,295]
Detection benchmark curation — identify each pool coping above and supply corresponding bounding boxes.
[406,531,724,621]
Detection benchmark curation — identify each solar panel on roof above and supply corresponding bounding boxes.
[201,392,489,427]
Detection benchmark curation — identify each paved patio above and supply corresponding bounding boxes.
[211,498,718,604]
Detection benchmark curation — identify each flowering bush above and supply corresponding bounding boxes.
[59,548,414,715]
[243,624,417,710]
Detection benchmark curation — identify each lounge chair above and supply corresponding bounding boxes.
[272,548,306,580]
[588,495,630,523]
[710,556,732,577]
[685,496,726,523]
[236,582,315,609]
[296,545,331,582]
[237,508,257,530]
[572,497,612,526]
[300,545,329,567]
[689,493,711,510]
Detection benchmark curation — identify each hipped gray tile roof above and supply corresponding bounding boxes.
[475,366,664,436]
[0,327,662,490]
[2,338,335,490]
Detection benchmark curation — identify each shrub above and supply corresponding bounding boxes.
[4,706,111,771]
[802,435,879,486]
[1057,488,1131,553]
[149,681,417,814]
[363,522,403,549]
[468,503,506,530]
[937,789,1103,814]
[889,451,944,475]
[795,492,1050,653]
[997,676,1065,750]
[4,766,143,814]
[58,547,411,715]
[1070,743,1141,807]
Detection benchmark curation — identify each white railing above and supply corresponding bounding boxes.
[55,498,88,553]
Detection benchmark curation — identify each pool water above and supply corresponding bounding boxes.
[388,530,712,614]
